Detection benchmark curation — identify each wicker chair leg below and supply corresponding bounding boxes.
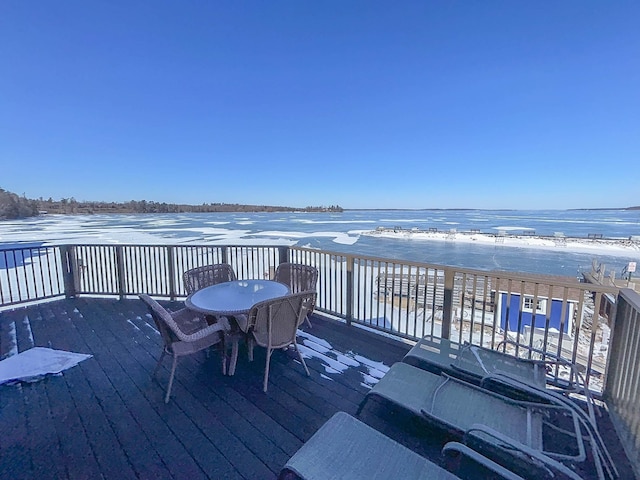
[165,355,178,404]
[263,349,273,392]
[304,315,312,328]
[294,343,310,376]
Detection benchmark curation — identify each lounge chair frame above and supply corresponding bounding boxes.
[356,363,606,478]
[403,336,596,422]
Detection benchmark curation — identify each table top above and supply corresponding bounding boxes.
[185,279,290,316]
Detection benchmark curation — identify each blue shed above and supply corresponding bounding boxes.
[496,292,575,334]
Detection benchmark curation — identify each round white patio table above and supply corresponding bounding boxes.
[185,279,290,375]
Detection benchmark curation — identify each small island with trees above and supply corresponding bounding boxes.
[0,187,343,220]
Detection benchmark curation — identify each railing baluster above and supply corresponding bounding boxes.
[59,245,76,298]
[167,246,176,300]
[115,246,125,299]
[345,256,354,326]
[442,268,454,340]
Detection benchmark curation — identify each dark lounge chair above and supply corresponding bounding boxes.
[357,363,616,479]
[403,336,596,420]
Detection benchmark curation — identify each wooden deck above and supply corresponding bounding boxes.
[0,297,410,479]
[0,297,635,479]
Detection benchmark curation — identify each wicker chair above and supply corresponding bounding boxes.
[273,263,318,327]
[139,294,230,403]
[242,291,316,392]
[183,264,237,295]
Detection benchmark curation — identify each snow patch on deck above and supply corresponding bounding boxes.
[296,329,390,386]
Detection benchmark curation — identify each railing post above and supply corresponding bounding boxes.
[602,293,618,397]
[60,245,77,299]
[167,246,177,300]
[221,246,228,264]
[346,256,354,326]
[115,246,126,300]
[603,288,640,478]
[278,246,289,266]
[442,268,454,339]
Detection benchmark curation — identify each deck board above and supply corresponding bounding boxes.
[1,296,633,480]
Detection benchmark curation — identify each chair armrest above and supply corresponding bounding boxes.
[441,441,525,480]
[183,317,230,343]
[496,340,583,383]
[465,424,583,480]
[171,309,230,342]
[486,343,597,426]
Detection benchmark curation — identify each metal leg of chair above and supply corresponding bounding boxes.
[304,315,312,328]
[228,338,240,376]
[219,340,227,376]
[355,393,371,416]
[248,338,255,362]
[263,349,273,392]
[165,355,178,404]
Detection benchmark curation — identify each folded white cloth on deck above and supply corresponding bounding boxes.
[0,347,92,385]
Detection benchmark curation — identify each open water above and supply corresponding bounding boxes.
[1,209,639,278]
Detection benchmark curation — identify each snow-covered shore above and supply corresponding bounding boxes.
[364,227,640,256]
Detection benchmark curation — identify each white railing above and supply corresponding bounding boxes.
[290,247,619,393]
[0,244,66,304]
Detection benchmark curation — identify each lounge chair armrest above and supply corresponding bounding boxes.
[483,374,616,480]
[480,372,570,407]
[470,340,588,398]
[442,441,525,480]
[465,424,583,480]
[496,340,579,371]
[481,367,598,430]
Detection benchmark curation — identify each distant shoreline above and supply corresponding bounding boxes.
[346,206,640,212]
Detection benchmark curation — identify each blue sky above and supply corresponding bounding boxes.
[1,2,639,210]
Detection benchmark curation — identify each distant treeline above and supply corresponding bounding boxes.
[0,188,40,219]
[0,187,343,219]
